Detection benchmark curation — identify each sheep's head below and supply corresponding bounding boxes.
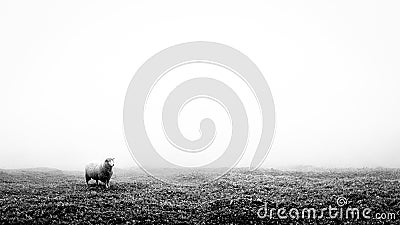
[105,158,115,168]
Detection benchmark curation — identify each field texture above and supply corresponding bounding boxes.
[0,168,399,224]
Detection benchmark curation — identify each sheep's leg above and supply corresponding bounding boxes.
[85,175,90,186]
[96,180,99,186]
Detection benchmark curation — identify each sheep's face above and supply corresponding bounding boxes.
[105,158,115,167]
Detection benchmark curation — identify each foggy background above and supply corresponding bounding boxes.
[1,1,399,170]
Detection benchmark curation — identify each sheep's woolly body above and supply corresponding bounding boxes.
[85,158,114,188]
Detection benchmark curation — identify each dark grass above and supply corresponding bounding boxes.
[0,168,399,224]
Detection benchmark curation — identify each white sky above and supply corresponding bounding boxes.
[1,1,399,170]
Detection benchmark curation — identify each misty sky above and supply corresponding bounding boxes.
[1,1,399,170]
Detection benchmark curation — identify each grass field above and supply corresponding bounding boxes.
[0,167,399,224]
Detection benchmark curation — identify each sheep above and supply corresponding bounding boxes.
[85,158,115,188]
